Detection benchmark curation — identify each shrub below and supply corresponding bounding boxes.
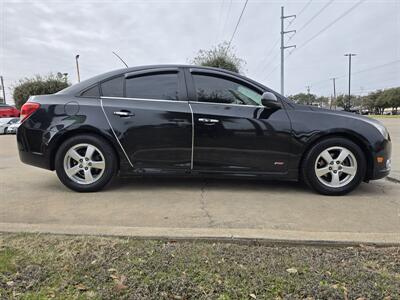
[13,73,70,109]
[191,42,245,73]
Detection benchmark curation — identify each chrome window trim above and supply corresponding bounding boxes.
[189,101,262,108]
[100,97,262,108]
[100,98,134,168]
[100,96,183,103]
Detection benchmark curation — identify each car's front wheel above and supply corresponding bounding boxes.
[55,134,117,192]
[302,137,366,195]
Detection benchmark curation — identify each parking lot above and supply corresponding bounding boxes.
[0,118,399,244]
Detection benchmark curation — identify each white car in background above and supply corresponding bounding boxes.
[6,120,21,134]
[0,118,19,134]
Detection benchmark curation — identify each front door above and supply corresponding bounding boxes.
[100,69,192,172]
[187,70,292,174]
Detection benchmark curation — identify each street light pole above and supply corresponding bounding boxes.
[330,77,337,109]
[75,55,81,83]
[344,53,356,111]
[0,76,6,104]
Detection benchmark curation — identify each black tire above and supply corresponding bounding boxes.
[55,134,117,192]
[301,137,366,196]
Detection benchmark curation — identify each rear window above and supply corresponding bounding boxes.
[81,85,100,98]
[101,76,124,97]
[125,73,179,100]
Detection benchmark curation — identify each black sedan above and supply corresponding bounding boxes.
[17,65,391,195]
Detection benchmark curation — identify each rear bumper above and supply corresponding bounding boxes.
[369,138,391,180]
[18,149,51,170]
[17,124,52,170]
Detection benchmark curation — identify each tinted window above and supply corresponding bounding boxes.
[81,85,100,97]
[126,73,179,100]
[101,76,124,97]
[192,74,262,106]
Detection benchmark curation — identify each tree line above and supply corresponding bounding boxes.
[288,87,400,114]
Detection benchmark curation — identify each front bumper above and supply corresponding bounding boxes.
[370,138,391,180]
[7,128,17,134]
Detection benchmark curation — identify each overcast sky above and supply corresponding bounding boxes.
[0,0,399,104]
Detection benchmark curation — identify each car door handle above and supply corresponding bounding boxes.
[198,118,219,124]
[113,111,134,117]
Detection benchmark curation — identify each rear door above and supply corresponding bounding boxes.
[186,68,292,174]
[100,68,192,172]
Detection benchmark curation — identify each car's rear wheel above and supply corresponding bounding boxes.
[55,134,117,192]
[302,137,366,195]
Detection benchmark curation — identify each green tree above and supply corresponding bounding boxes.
[316,96,330,107]
[288,93,317,105]
[191,42,245,73]
[13,73,70,109]
[334,94,358,109]
[362,90,383,114]
[380,87,400,114]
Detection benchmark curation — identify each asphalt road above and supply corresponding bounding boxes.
[0,118,399,244]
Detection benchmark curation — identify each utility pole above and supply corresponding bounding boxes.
[330,77,337,110]
[75,54,81,83]
[0,76,5,104]
[344,53,356,111]
[306,85,311,105]
[280,6,296,96]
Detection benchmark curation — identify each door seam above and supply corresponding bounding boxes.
[100,98,134,168]
[188,102,194,170]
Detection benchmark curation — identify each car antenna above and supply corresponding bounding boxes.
[112,51,129,68]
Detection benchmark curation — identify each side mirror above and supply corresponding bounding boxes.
[261,92,281,109]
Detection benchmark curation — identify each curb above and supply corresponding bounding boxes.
[386,176,400,184]
[1,222,399,247]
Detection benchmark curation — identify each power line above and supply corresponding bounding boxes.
[280,6,296,95]
[308,59,400,87]
[297,0,313,17]
[293,0,334,36]
[220,0,233,42]
[257,38,280,68]
[215,0,226,43]
[258,1,312,78]
[349,59,400,77]
[227,0,249,50]
[295,0,366,52]
[263,50,292,82]
[287,0,313,28]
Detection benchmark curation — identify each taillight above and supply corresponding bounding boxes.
[20,102,40,122]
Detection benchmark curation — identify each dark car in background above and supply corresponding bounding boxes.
[0,104,20,118]
[16,65,391,195]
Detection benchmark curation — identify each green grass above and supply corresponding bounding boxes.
[368,114,400,119]
[0,233,399,299]
[0,248,17,273]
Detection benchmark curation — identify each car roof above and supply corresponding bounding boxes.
[57,64,269,95]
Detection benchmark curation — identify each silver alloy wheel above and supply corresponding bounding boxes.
[63,143,106,185]
[314,146,358,188]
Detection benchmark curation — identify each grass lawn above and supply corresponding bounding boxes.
[368,114,400,119]
[0,233,399,299]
